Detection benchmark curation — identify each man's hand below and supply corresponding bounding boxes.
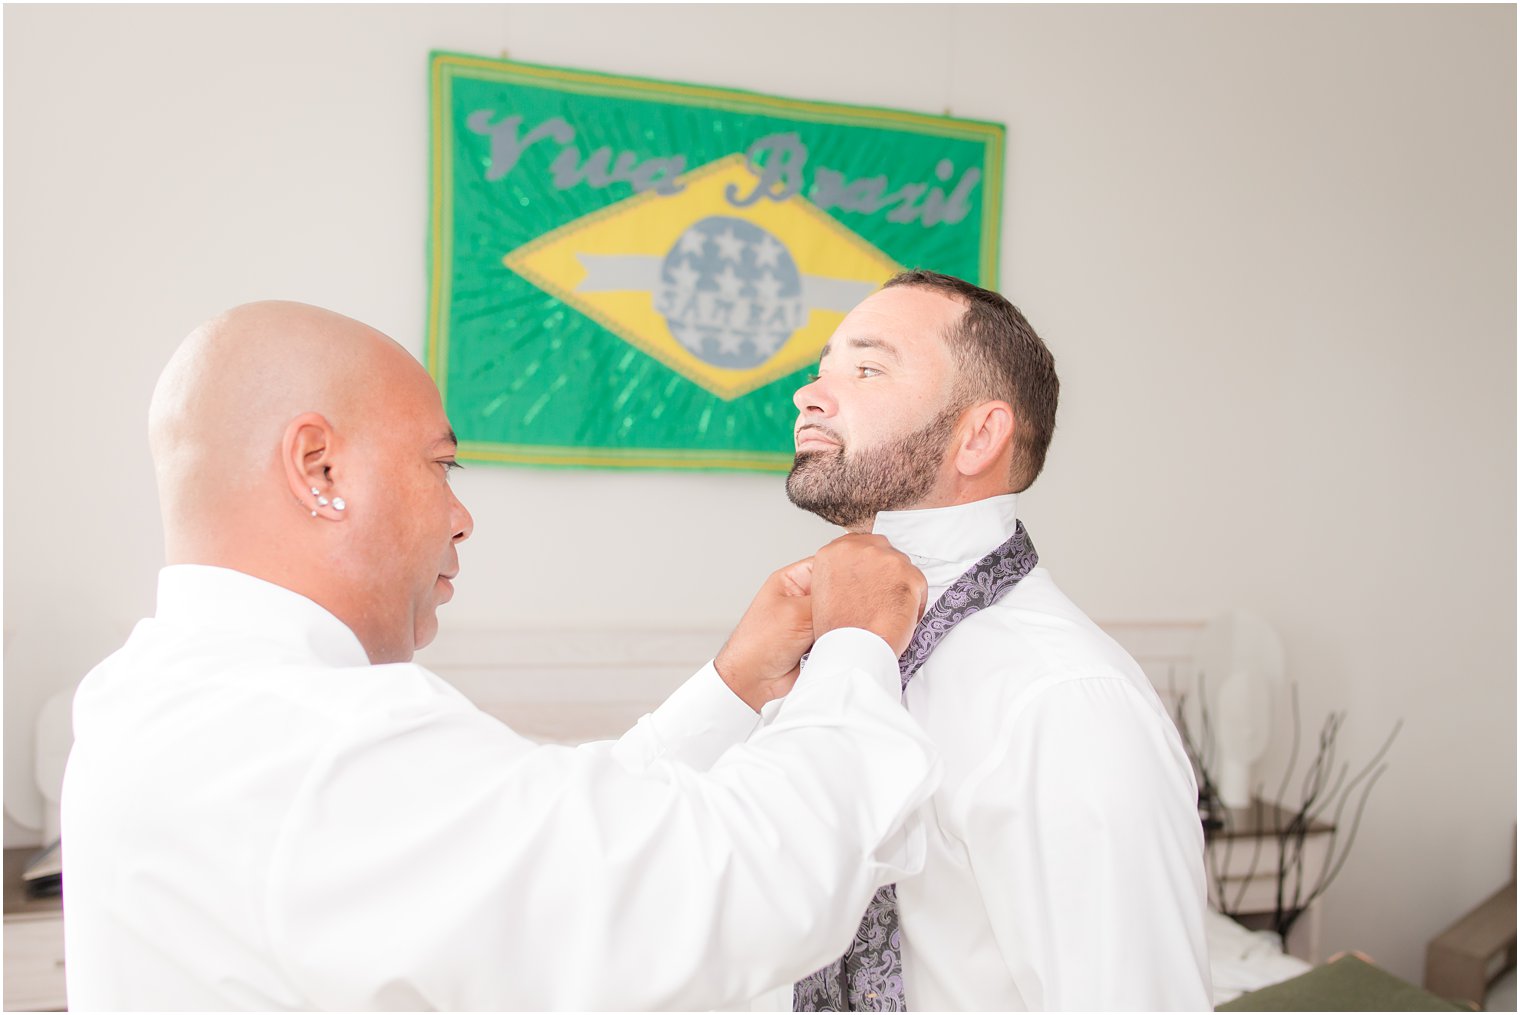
[714,558,816,712]
[812,534,927,657]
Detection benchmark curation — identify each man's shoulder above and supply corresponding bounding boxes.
[909,566,1175,749]
[944,567,1143,682]
[75,622,476,742]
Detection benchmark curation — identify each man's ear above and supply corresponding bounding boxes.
[953,400,1016,479]
[282,412,348,522]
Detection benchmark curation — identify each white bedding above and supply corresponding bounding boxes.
[1205,907,1313,1006]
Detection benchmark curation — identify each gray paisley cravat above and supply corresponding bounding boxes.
[793,521,1038,1012]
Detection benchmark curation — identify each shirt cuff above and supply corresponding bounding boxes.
[797,628,899,700]
[642,662,763,771]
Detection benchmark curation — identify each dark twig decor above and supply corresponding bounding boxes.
[1176,677,1403,946]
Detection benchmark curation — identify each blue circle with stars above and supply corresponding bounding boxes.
[653,216,806,370]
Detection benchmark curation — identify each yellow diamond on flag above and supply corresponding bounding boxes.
[503,154,904,400]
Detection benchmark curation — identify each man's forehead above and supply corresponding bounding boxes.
[821,285,964,359]
[383,363,458,450]
[865,283,965,319]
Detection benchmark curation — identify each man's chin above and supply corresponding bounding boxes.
[785,477,870,530]
[412,612,440,655]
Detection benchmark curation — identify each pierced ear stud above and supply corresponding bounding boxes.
[309,486,344,512]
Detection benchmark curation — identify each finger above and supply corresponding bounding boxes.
[785,595,815,637]
[776,557,814,597]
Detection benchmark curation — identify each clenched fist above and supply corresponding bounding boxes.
[811,534,927,657]
[714,558,816,712]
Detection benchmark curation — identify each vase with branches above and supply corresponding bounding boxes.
[1176,678,1402,946]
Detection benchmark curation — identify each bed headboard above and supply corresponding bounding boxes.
[415,620,1205,744]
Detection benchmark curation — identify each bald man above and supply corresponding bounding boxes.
[60,302,941,1011]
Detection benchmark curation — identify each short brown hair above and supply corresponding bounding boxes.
[882,269,1059,492]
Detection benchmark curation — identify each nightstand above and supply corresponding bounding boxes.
[4,848,66,1012]
[1424,876,1516,1007]
[1205,798,1335,963]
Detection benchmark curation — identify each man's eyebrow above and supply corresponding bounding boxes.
[430,429,459,451]
[818,336,902,363]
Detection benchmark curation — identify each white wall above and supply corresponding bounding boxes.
[4,3,1513,985]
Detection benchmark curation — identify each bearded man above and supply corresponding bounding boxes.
[786,270,1213,1011]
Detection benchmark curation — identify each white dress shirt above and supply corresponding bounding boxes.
[61,565,941,1011]
[877,496,1213,1011]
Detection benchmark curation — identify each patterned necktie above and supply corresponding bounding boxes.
[793,521,1039,1012]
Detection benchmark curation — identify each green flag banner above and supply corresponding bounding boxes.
[427,52,1004,472]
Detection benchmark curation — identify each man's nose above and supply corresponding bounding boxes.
[793,374,836,416]
[451,491,474,543]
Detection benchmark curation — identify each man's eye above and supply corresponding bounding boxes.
[858,365,882,378]
[806,372,820,383]
[440,460,464,478]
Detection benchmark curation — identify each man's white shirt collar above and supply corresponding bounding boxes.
[155,564,370,667]
[871,494,1019,586]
